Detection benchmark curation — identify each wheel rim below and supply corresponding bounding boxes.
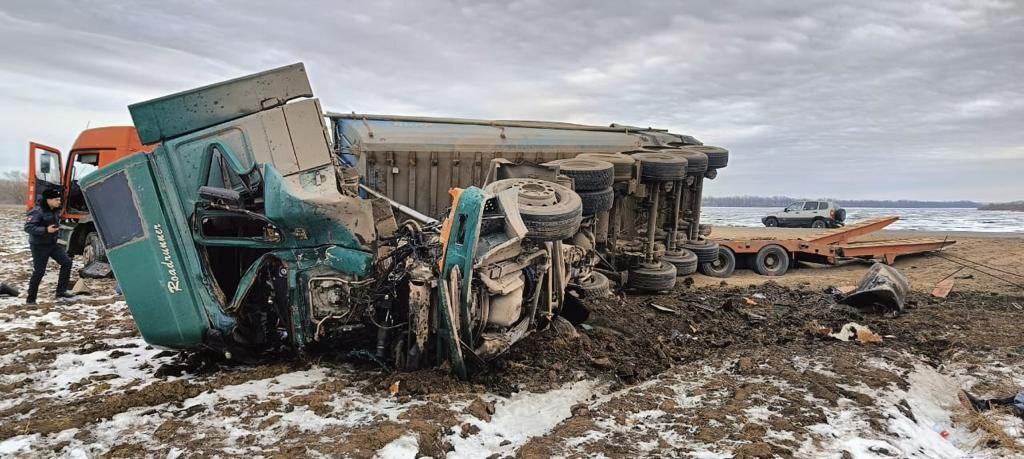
[83,244,95,265]
[764,254,777,268]
[767,219,777,227]
[510,180,558,207]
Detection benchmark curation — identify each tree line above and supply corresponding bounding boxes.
[977,201,1024,211]
[702,195,981,208]
[0,171,27,205]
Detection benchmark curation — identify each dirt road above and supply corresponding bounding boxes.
[1,209,1022,457]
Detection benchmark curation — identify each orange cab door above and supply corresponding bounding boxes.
[27,142,63,210]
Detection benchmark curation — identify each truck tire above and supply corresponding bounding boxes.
[631,152,688,183]
[485,178,583,241]
[754,245,790,276]
[578,272,611,298]
[628,260,677,292]
[690,145,729,169]
[671,148,709,175]
[547,158,614,191]
[699,247,736,278]
[662,249,698,275]
[764,217,778,227]
[83,231,106,265]
[578,187,614,216]
[681,239,720,263]
[811,218,827,229]
[575,153,635,181]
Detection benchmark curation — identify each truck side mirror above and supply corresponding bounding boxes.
[39,159,50,174]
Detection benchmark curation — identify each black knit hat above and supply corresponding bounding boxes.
[41,188,62,200]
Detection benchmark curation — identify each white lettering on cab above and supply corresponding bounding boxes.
[153,224,182,294]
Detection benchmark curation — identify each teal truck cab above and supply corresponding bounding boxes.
[80,64,577,377]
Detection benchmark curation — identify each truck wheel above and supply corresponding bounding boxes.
[671,148,709,175]
[578,272,611,298]
[628,260,677,292]
[547,158,614,191]
[811,219,827,229]
[83,232,106,265]
[578,187,614,216]
[631,152,688,183]
[575,153,635,181]
[681,239,720,263]
[486,178,582,241]
[699,247,736,278]
[662,249,698,275]
[764,217,778,227]
[753,245,789,276]
[690,146,729,170]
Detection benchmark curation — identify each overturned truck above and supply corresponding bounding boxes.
[81,63,728,378]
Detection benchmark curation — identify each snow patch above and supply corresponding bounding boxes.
[447,380,600,457]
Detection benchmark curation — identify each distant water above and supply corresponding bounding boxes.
[700,207,1024,233]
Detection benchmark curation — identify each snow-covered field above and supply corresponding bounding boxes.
[1,207,1023,457]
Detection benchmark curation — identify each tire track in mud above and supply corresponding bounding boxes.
[514,345,912,458]
[0,361,305,441]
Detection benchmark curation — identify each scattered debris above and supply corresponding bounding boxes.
[70,279,91,295]
[826,322,883,344]
[79,261,113,279]
[0,282,19,297]
[931,278,954,298]
[743,310,768,322]
[743,297,758,306]
[954,273,974,280]
[841,263,909,312]
[649,303,678,314]
[389,381,401,396]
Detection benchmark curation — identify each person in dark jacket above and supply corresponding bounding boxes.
[24,188,75,304]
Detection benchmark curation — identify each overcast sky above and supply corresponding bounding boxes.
[1,0,1021,201]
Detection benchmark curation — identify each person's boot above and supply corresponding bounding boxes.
[55,291,78,300]
[959,390,990,413]
[25,297,37,305]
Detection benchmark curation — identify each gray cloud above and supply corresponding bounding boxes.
[1,0,1021,201]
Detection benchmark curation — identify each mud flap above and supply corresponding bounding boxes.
[840,263,909,312]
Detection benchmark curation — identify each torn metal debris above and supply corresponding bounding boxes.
[841,263,910,312]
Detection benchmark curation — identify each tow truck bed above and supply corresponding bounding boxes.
[714,216,955,275]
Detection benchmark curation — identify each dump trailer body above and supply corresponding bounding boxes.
[330,113,703,218]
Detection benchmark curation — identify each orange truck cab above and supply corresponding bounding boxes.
[26,126,154,264]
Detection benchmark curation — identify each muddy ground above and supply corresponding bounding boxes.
[1,208,1023,458]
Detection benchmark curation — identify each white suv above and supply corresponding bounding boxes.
[762,201,846,228]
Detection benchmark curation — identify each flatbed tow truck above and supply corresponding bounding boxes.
[699,216,956,277]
